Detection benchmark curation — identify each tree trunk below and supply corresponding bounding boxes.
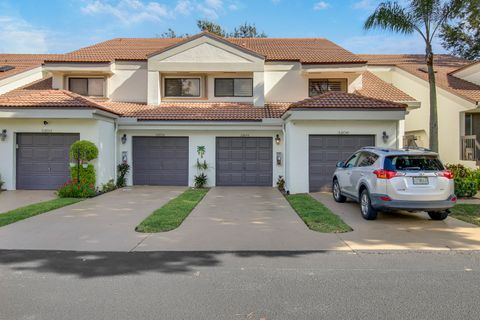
[426,45,439,152]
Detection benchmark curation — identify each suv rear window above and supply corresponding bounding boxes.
[384,155,444,171]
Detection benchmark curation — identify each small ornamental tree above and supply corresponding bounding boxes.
[70,140,99,164]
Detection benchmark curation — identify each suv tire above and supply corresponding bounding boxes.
[428,211,449,221]
[360,189,378,220]
[332,179,346,203]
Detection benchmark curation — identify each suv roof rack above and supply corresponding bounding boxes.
[361,146,391,153]
[402,146,432,152]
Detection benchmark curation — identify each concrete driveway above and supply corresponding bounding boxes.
[139,187,341,251]
[0,186,185,251]
[311,193,480,250]
[0,190,57,213]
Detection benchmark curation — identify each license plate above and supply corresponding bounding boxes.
[413,177,429,185]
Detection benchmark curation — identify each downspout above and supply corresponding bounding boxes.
[282,121,288,193]
[114,119,118,185]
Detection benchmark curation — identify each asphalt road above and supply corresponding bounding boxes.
[1,250,479,320]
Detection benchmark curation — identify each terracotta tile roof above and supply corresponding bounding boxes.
[45,35,365,64]
[102,101,290,121]
[359,54,480,104]
[0,78,120,115]
[355,71,416,103]
[0,54,63,80]
[289,91,406,110]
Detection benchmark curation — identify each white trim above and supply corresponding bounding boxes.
[283,110,406,121]
[0,108,118,120]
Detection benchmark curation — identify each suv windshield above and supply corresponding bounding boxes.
[384,155,444,171]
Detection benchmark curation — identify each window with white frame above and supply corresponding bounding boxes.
[214,78,253,97]
[68,78,105,97]
[309,78,347,97]
[164,78,201,97]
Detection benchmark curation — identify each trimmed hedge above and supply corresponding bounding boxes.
[70,140,98,162]
[70,164,96,188]
[446,164,480,198]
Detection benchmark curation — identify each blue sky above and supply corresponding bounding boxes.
[0,0,446,54]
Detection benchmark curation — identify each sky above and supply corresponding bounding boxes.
[0,0,448,55]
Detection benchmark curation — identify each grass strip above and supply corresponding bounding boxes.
[450,204,480,226]
[136,188,209,233]
[0,198,82,227]
[286,193,352,233]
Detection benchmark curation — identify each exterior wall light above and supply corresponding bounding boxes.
[382,131,389,143]
[0,129,7,141]
[121,134,127,144]
[43,121,49,126]
[275,134,281,145]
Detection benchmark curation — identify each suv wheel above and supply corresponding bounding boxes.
[428,211,449,221]
[332,179,346,203]
[360,189,378,220]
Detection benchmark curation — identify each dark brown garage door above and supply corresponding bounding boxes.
[16,133,79,190]
[309,135,375,192]
[132,137,188,186]
[216,137,273,186]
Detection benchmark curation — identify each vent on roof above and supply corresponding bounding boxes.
[418,67,436,73]
[0,65,15,72]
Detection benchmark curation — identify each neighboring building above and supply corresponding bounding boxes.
[0,32,477,193]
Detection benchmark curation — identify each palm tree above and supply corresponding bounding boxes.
[364,0,463,152]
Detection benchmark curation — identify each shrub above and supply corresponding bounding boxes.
[117,163,130,188]
[194,173,208,188]
[57,179,96,198]
[70,164,96,187]
[454,179,478,198]
[445,164,471,179]
[100,179,117,193]
[70,140,98,162]
[276,175,286,192]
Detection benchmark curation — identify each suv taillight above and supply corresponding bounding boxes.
[373,169,398,179]
[436,170,454,179]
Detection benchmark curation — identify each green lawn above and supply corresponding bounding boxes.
[286,194,352,233]
[450,204,480,226]
[135,188,209,233]
[0,198,82,227]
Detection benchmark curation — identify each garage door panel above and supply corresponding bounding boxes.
[216,137,272,186]
[309,135,375,192]
[132,137,188,186]
[16,133,79,190]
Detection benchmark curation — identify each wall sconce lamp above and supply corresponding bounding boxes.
[121,134,127,144]
[275,134,281,145]
[0,129,7,141]
[382,131,389,143]
[43,121,49,126]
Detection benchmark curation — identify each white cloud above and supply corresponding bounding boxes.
[0,16,49,53]
[352,0,377,10]
[82,0,169,24]
[175,0,193,15]
[313,1,329,10]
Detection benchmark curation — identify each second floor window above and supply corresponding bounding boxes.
[164,78,201,97]
[215,78,253,97]
[309,79,347,97]
[69,78,104,97]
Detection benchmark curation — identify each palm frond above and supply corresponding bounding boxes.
[364,1,416,34]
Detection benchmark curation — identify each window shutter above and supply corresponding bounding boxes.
[69,78,88,96]
[234,79,253,97]
[215,79,234,96]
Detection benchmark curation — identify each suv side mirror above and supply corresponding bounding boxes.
[336,161,345,168]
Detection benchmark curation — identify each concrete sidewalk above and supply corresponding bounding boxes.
[0,190,57,213]
[0,186,185,251]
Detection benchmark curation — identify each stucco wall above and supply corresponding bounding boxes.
[368,66,478,166]
[0,118,116,190]
[109,62,148,103]
[0,67,45,95]
[285,119,398,194]
[264,62,362,102]
[117,128,284,187]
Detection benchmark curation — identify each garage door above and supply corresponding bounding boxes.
[16,133,79,190]
[132,137,188,186]
[216,137,272,186]
[309,135,375,192]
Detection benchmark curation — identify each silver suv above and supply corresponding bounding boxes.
[332,147,456,220]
